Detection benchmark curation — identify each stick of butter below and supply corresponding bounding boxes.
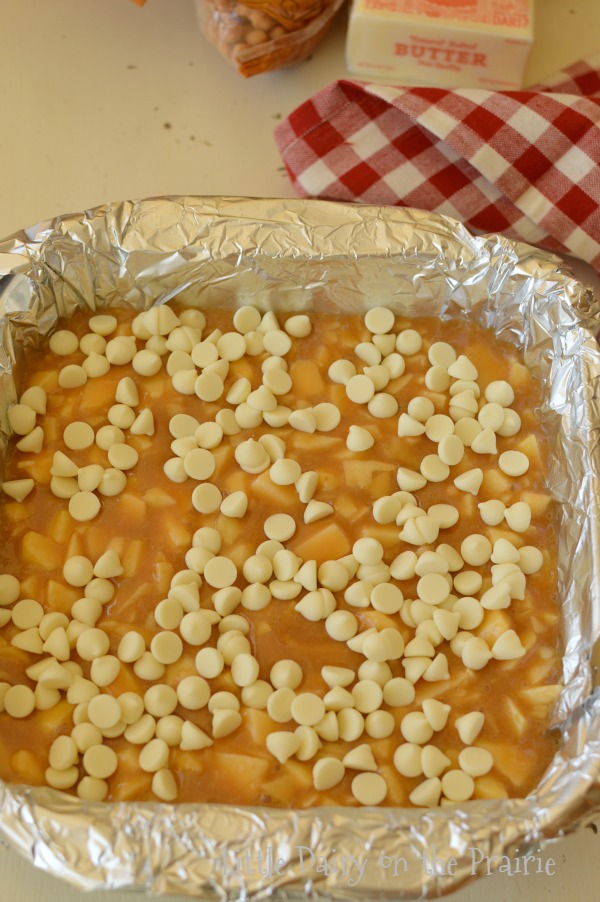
[346,0,534,89]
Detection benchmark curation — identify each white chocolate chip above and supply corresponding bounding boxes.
[191,483,222,514]
[83,744,119,780]
[407,396,435,422]
[88,694,121,730]
[428,341,456,368]
[89,314,117,336]
[105,336,136,365]
[409,777,442,808]
[432,609,460,641]
[98,468,127,496]
[108,404,136,430]
[351,772,387,805]
[460,534,492,566]
[393,743,423,777]
[420,455,450,483]
[267,687,295,723]
[352,537,383,566]
[355,342,381,366]
[417,573,450,606]
[296,471,318,503]
[396,468,427,492]
[291,692,326,726]
[270,458,302,485]
[64,421,95,450]
[364,364,390,391]
[313,756,345,790]
[397,414,426,437]
[16,426,44,453]
[288,408,317,433]
[396,329,422,356]
[478,402,505,432]
[453,596,484,629]
[96,424,125,450]
[425,366,450,393]
[264,513,296,542]
[422,698,451,731]
[458,746,494,777]
[498,409,521,436]
[455,711,484,745]
[83,353,111,378]
[441,769,474,802]
[499,450,529,477]
[325,610,358,641]
[328,359,356,385]
[313,402,341,431]
[182,449,215,481]
[233,306,261,334]
[342,744,376,773]
[321,666,355,689]
[370,583,403,614]
[303,500,333,524]
[352,680,383,714]
[346,374,375,404]
[448,355,478,381]
[81,333,107,355]
[519,546,543,574]
[491,629,526,660]
[50,329,79,356]
[461,637,492,670]
[132,349,162,377]
[235,438,270,474]
[4,684,36,718]
[50,476,79,498]
[195,372,224,402]
[365,306,395,334]
[453,571,483,596]
[438,435,464,466]
[470,428,497,455]
[453,418,481,445]
[422,652,450,683]
[59,365,88,389]
[266,730,301,764]
[2,479,35,502]
[478,499,506,526]
[284,314,311,338]
[337,708,364,742]
[69,492,101,522]
[400,711,434,744]
[485,380,514,406]
[368,393,398,419]
[425,414,454,443]
[90,655,121,687]
[454,468,484,495]
[421,745,451,779]
[63,555,94,587]
[504,501,532,532]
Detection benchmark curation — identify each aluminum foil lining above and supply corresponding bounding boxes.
[0,196,599,899]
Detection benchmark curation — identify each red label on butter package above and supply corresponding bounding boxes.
[389,0,531,28]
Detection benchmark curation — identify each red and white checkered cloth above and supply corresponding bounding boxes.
[275,55,600,271]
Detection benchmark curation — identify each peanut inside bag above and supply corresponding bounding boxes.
[197,0,346,76]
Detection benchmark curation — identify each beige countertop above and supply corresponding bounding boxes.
[1,0,599,899]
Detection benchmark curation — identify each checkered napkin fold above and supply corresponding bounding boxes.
[275,56,600,271]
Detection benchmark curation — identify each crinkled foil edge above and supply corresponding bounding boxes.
[0,196,599,900]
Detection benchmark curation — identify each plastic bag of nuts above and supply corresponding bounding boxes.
[195,0,346,76]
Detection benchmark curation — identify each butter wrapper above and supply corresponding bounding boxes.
[0,197,599,899]
[346,0,534,89]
